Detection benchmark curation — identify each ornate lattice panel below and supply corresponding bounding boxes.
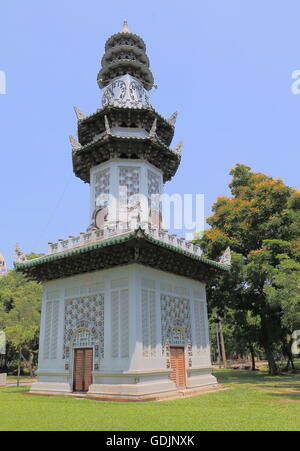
[142,289,156,358]
[119,167,140,199]
[110,288,129,358]
[94,169,110,207]
[43,300,59,360]
[194,301,207,352]
[148,170,161,225]
[160,294,193,368]
[63,295,104,369]
[148,170,160,197]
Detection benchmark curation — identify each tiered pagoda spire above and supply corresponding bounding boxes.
[71,21,181,184]
[97,21,154,90]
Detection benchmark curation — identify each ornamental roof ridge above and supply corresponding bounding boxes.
[15,227,231,274]
[75,105,174,130]
[104,31,147,52]
[73,131,172,154]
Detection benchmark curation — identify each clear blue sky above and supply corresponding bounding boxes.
[1,0,300,267]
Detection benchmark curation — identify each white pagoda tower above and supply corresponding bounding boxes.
[16,23,230,400]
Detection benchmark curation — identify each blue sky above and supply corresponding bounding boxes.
[1,0,300,267]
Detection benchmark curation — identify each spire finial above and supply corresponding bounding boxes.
[122,19,129,33]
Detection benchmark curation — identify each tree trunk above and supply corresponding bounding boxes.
[216,323,221,368]
[21,351,35,378]
[17,346,21,387]
[249,344,256,371]
[27,353,35,378]
[218,318,227,368]
[264,343,278,375]
[285,338,295,372]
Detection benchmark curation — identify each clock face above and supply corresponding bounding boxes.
[95,207,108,229]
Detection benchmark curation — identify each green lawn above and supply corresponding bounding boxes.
[0,369,299,431]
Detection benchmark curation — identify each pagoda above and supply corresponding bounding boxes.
[15,22,230,400]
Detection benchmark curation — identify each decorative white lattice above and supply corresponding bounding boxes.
[110,289,129,358]
[142,289,156,358]
[119,167,140,199]
[73,329,97,348]
[63,295,104,365]
[194,301,207,352]
[94,169,110,207]
[43,301,60,360]
[161,294,193,368]
[102,74,150,108]
[148,170,160,197]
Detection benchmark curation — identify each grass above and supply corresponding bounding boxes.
[0,369,299,431]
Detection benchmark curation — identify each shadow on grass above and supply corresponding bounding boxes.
[267,392,300,402]
[213,369,300,386]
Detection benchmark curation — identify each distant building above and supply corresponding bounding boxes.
[0,252,9,277]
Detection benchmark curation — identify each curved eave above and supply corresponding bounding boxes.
[101,45,150,67]
[72,133,180,183]
[78,106,174,130]
[78,132,171,154]
[15,229,231,283]
[105,32,146,52]
[77,106,175,146]
[98,60,154,90]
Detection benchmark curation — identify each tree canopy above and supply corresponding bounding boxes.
[199,164,300,374]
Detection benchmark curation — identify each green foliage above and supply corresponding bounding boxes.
[198,164,300,374]
[0,258,42,374]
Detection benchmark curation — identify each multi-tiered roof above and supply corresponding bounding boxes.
[71,22,181,184]
[15,23,230,282]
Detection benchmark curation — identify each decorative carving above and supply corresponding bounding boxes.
[149,118,157,138]
[161,294,192,368]
[122,19,129,33]
[73,106,86,121]
[104,115,111,135]
[142,288,156,358]
[69,136,81,150]
[173,141,183,156]
[167,112,178,127]
[194,301,207,353]
[102,74,150,108]
[63,295,104,367]
[219,247,231,266]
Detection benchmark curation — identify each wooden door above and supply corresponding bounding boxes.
[170,347,186,388]
[73,348,93,392]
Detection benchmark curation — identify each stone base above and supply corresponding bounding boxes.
[27,383,225,402]
[0,373,7,387]
[28,371,221,402]
[30,382,72,395]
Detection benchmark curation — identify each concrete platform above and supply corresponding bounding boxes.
[25,384,227,402]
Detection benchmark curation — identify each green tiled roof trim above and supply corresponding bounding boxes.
[15,229,230,272]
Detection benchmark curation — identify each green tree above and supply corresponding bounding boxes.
[264,255,300,370]
[199,164,300,375]
[0,254,43,382]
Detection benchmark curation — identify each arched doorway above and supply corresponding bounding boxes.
[73,329,96,393]
[169,326,187,389]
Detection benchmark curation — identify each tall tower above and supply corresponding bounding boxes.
[71,21,180,232]
[16,23,230,400]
